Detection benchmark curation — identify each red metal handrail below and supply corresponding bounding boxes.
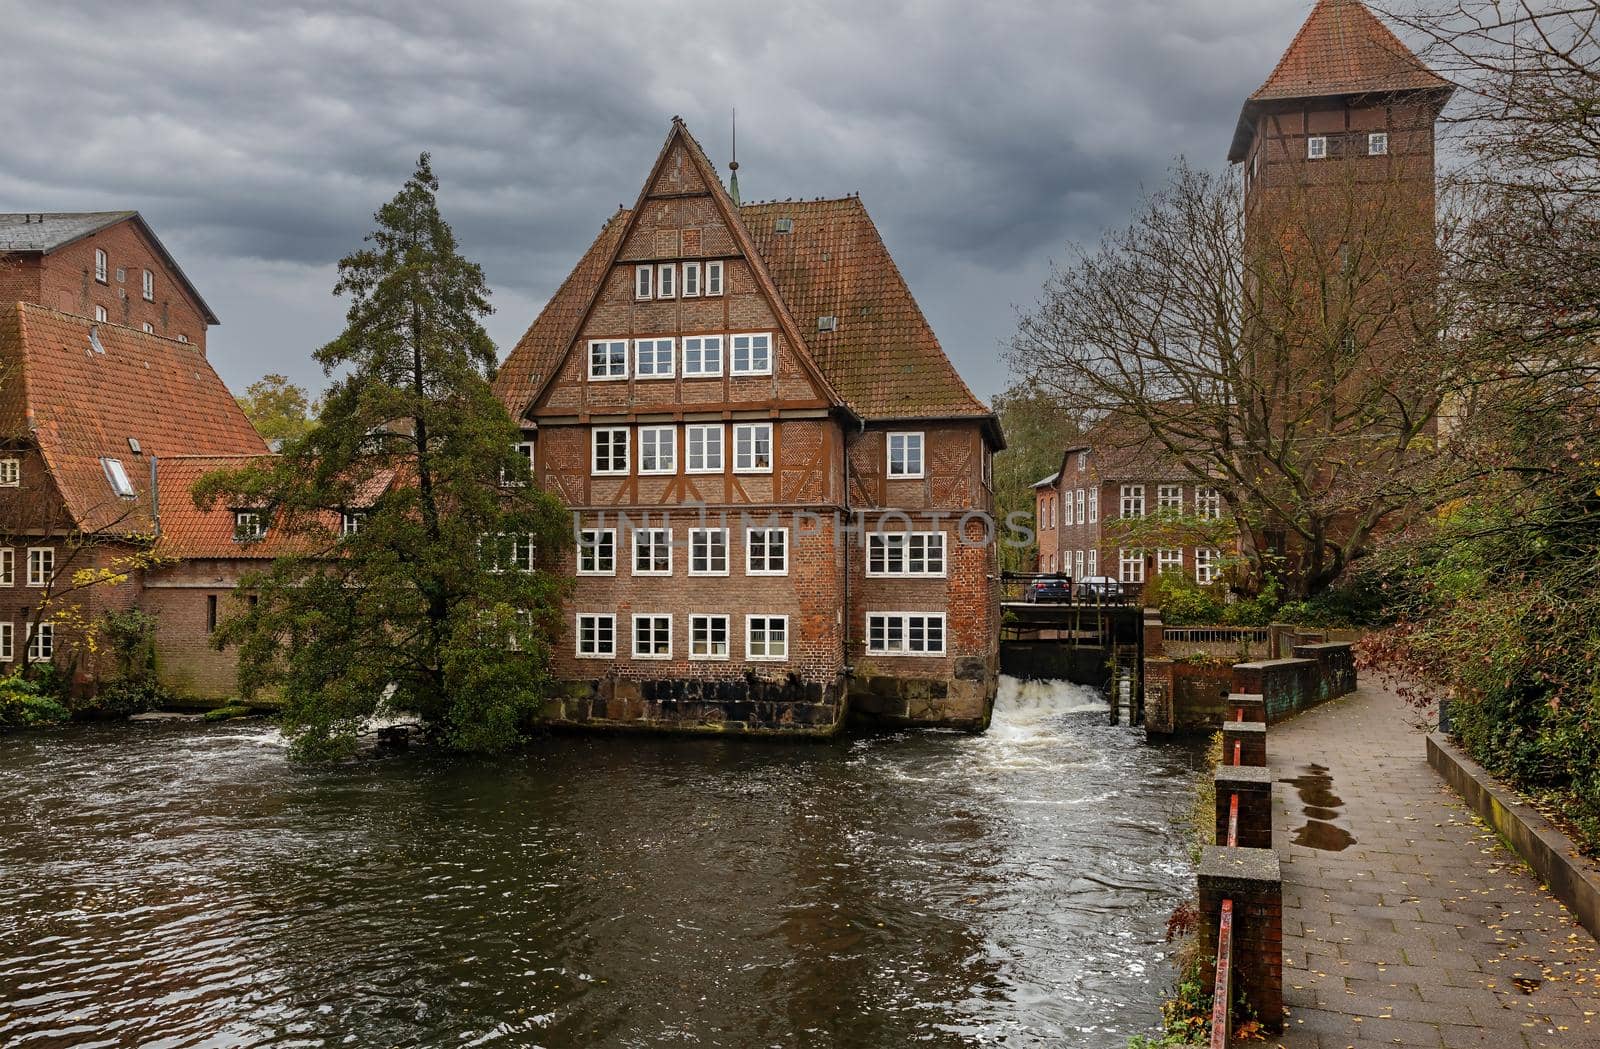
[1227,792,1240,848]
[1232,740,1242,766]
[1211,899,1234,1048]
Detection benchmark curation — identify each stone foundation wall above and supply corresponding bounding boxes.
[847,655,997,732]
[541,671,848,736]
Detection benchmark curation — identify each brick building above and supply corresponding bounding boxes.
[493,119,1004,735]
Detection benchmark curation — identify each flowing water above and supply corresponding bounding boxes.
[0,678,1203,1048]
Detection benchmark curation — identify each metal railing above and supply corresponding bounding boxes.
[1162,626,1271,659]
[998,572,1143,607]
[1211,704,1247,1047]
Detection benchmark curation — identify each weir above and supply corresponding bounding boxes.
[998,573,1148,724]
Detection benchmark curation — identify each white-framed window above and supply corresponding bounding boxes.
[1195,548,1221,585]
[1120,485,1145,518]
[682,335,722,376]
[588,340,628,380]
[632,613,672,659]
[234,512,266,541]
[26,547,52,587]
[26,621,52,663]
[634,338,675,379]
[1062,491,1074,527]
[632,527,672,576]
[1075,550,1085,580]
[866,612,946,656]
[656,263,676,299]
[141,322,154,334]
[1157,548,1183,575]
[0,621,11,662]
[576,613,616,658]
[705,260,724,296]
[341,511,366,536]
[888,432,924,478]
[638,425,677,475]
[733,423,773,473]
[0,458,18,487]
[1078,451,1088,470]
[730,332,772,375]
[1197,487,1222,520]
[1158,485,1183,512]
[577,529,616,576]
[1119,548,1144,584]
[1088,549,1098,577]
[1088,489,1098,524]
[501,441,535,487]
[689,614,730,660]
[1368,132,1389,156]
[0,548,12,586]
[689,528,729,576]
[481,532,535,573]
[1308,136,1328,160]
[101,457,135,497]
[867,532,946,577]
[746,615,788,661]
[177,334,189,344]
[686,424,724,473]
[592,428,629,475]
[94,248,108,283]
[682,262,701,298]
[634,264,653,300]
[746,527,787,575]
[94,305,108,323]
[142,269,154,301]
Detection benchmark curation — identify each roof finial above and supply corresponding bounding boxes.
[728,108,741,206]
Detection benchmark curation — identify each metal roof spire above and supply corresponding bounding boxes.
[728,108,741,206]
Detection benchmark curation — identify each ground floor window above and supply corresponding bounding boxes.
[0,621,11,662]
[746,615,788,661]
[1195,548,1220,585]
[1119,549,1144,584]
[1087,549,1097,577]
[866,612,946,656]
[690,614,731,660]
[1157,548,1183,575]
[632,614,672,659]
[1075,550,1085,579]
[26,621,52,662]
[577,613,615,658]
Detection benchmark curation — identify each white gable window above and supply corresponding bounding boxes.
[632,614,672,659]
[634,265,653,300]
[733,423,773,473]
[101,457,136,498]
[1157,548,1183,575]
[142,269,154,301]
[0,548,12,586]
[689,528,729,576]
[634,338,675,379]
[1368,132,1389,156]
[577,529,616,576]
[26,621,52,663]
[592,428,629,475]
[746,615,788,661]
[1307,136,1328,160]
[866,612,946,656]
[0,621,11,662]
[705,260,724,296]
[1120,484,1145,518]
[730,333,771,375]
[682,262,700,297]
[656,263,676,299]
[94,305,108,323]
[94,248,108,283]
[0,458,18,487]
[867,532,946,577]
[26,547,53,588]
[576,613,615,658]
[689,614,730,660]
[234,511,266,541]
[686,424,724,473]
[638,425,677,475]
[1195,548,1220,585]
[500,441,535,487]
[1119,548,1144,584]
[683,335,722,376]
[589,340,628,380]
[887,432,924,478]
[1158,485,1183,512]
[746,527,787,576]
[632,527,672,576]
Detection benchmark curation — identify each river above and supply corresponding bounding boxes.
[0,678,1202,1049]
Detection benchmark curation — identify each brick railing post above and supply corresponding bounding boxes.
[1214,766,1274,849]
[1143,608,1165,658]
[1229,693,1266,723]
[1221,720,1267,767]
[1199,846,1284,1033]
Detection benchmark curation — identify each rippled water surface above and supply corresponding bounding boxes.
[0,679,1202,1048]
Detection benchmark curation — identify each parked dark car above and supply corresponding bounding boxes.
[1075,576,1125,603]
[1024,576,1075,603]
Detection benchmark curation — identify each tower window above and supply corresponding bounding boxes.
[1307,136,1327,160]
[94,249,108,283]
[1368,132,1389,156]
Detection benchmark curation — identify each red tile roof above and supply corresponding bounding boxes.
[0,302,267,535]
[151,454,296,560]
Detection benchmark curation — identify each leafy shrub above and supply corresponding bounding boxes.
[0,676,70,731]
[86,678,174,718]
[1146,571,1225,626]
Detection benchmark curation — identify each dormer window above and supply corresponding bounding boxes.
[176,334,189,345]
[142,323,154,334]
[234,511,266,541]
[142,269,154,301]
[774,218,793,234]
[94,249,108,283]
[1368,132,1389,156]
[101,457,136,498]
[705,260,724,297]
[634,265,653,301]
[94,305,107,323]
[341,511,367,536]
[127,437,142,455]
[1307,136,1328,160]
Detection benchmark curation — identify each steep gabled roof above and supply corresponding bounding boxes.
[0,211,221,325]
[151,454,286,559]
[0,303,267,535]
[1229,0,1452,161]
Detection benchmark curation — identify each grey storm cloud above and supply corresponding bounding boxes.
[0,0,1324,401]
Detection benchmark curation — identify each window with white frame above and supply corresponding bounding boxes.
[502,441,534,487]
[592,428,629,475]
[576,613,616,658]
[632,527,672,576]
[689,528,729,576]
[504,609,537,653]
[0,548,11,586]
[341,511,367,536]
[1120,485,1145,518]
[1119,548,1144,584]
[94,249,108,283]
[0,621,11,662]
[142,323,154,334]
[866,612,946,656]
[94,305,108,323]
[730,333,771,375]
[1158,485,1183,512]
[177,334,189,344]
[689,614,730,660]
[686,424,724,472]
[656,263,676,299]
[705,260,724,296]
[482,533,535,573]
[1368,132,1389,156]
[1195,548,1221,585]
[634,338,675,379]
[1157,548,1183,575]
[683,335,722,376]
[142,269,154,301]
[746,527,787,575]
[1196,487,1222,520]
[867,532,946,577]
[733,423,773,473]
[234,511,266,541]
[638,426,677,474]
[0,458,17,487]
[26,547,52,587]
[682,262,701,297]
[1075,550,1085,580]
[1087,489,1098,523]
[1084,549,1096,577]
[577,529,615,575]
[634,265,653,300]
[589,340,628,380]
[632,614,671,659]
[1063,491,1074,527]
[746,615,788,660]
[101,457,135,498]
[26,621,52,662]
[887,432,924,478]
[1307,135,1327,160]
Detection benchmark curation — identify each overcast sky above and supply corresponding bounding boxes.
[0,0,1338,403]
